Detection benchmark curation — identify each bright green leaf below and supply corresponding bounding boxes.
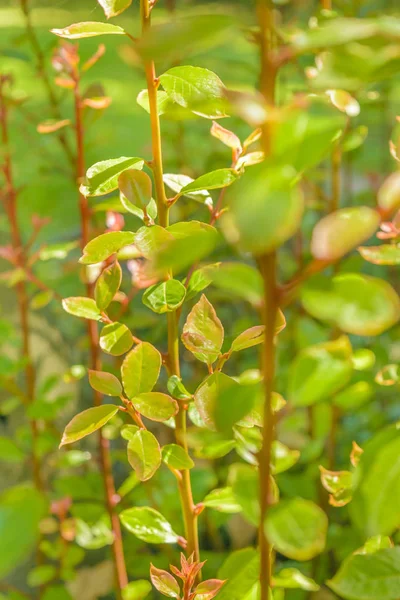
[88,370,122,397]
[95,261,122,310]
[180,169,236,195]
[80,157,144,197]
[99,322,133,356]
[118,170,152,215]
[122,580,152,600]
[164,173,213,206]
[97,0,132,18]
[80,231,135,265]
[142,280,186,314]
[60,405,119,446]
[202,487,242,513]
[133,392,178,422]
[162,444,194,470]
[51,21,125,39]
[121,342,161,399]
[127,429,161,481]
[62,297,101,321]
[120,506,180,544]
[182,294,224,365]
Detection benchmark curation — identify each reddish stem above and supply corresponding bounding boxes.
[72,71,128,598]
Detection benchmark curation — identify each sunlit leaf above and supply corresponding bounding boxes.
[88,370,122,397]
[182,294,224,365]
[121,342,161,399]
[377,171,400,216]
[162,444,194,470]
[122,580,152,600]
[97,0,132,18]
[99,322,133,356]
[62,297,101,321]
[118,170,152,215]
[95,261,122,310]
[60,405,119,446]
[127,429,161,481]
[301,273,400,336]
[202,487,242,513]
[133,393,178,422]
[51,21,125,39]
[120,506,180,543]
[80,157,144,197]
[150,564,180,598]
[359,244,400,265]
[273,569,319,592]
[164,173,213,206]
[265,498,328,561]
[217,548,259,600]
[142,280,186,314]
[80,231,136,265]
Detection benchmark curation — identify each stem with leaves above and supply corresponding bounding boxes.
[0,74,43,494]
[139,0,200,565]
[71,65,128,599]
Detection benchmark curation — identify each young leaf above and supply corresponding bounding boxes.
[95,261,122,310]
[194,579,226,600]
[51,22,125,39]
[182,294,224,365]
[80,231,136,265]
[62,297,101,321]
[142,280,186,314]
[135,225,174,259]
[127,429,161,481]
[310,206,380,260]
[230,325,265,353]
[88,370,122,397]
[180,169,237,195]
[99,322,134,356]
[328,547,400,600]
[211,121,242,151]
[167,375,192,400]
[320,466,353,507]
[118,170,152,214]
[150,564,180,598]
[60,405,119,446]
[272,441,300,475]
[301,273,400,336]
[265,498,328,561]
[359,244,400,265]
[162,444,194,470]
[120,506,180,543]
[97,0,132,18]
[120,424,139,441]
[37,119,71,134]
[163,173,213,206]
[121,342,162,399]
[80,157,144,197]
[132,392,178,422]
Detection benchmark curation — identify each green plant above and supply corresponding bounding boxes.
[2,1,400,600]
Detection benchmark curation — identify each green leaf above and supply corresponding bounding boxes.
[99,322,133,356]
[122,580,152,600]
[194,579,226,600]
[0,485,47,579]
[0,437,24,463]
[167,376,192,400]
[226,164,303,255]
[39,240,78,261]
[95,261,122,310]
[164,173,213,206]
[135,225,174,259]
[217,548,259,600]
[378,172,400,216]
[88,370,122,397]
[97,0,132,18]
[180,169,236,195]
[273,569,319,592]
[311,207,380,261]
[182,294,224,365]
[202,487,242,513]
[230,314,285,352]
[150,564,180,598]
[137,15,235,62]
[290,18,378,52]
[120,506,180,544]
[357,535,393,555]
[121,342,161,399]
[143,280,186,314]
[62,297,101,321]
[162,444,194,470]
[30,290,54,310]
[133,392,178,422]
[118,170,152,215]
[60,405,119,446]
[334,381,373,411]
[272,441,300,475]
[265,498,328,561]
[359,244,400,265]
[80,231,136,265]
[328,547,400,600]
[80,157,144,197]
[288,336,353,407]
[51,21,125,39]
[208,262,263,306]
[75,516,113,549]
[320,467,353,507]
[186,264,219,301]
[301,273,400,336]
[351,430,400,536]
[195,372,255,433]
[230,464,260,525]
[127,429,161,481]
[154,221,219,275]
[28,565,57,587]
[121,424,139,441]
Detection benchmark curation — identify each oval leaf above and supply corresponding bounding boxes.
[95,261,122,310]
[120,506,180,544]
[150,564,180,598]
[60,405,119,446]
[99,322,134,356]
[80,157,144,197]
[88,370,122,397]
[162,444,194,470]
[127,429,161,481]
[143,280,186,314]
[80,231,136,265]
[121,342,161,399]
[62,297,101,321]
[182,294,224,365]
[133,392,178,422]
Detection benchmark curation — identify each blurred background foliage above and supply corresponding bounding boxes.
[1,0,400,599]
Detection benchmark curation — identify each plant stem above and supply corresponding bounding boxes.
[256,1,278,597]
[139,0,200,565]
[321,0,332,9]
[0,75,43,494]
[72,72,128,599]
[20,0,74,166]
